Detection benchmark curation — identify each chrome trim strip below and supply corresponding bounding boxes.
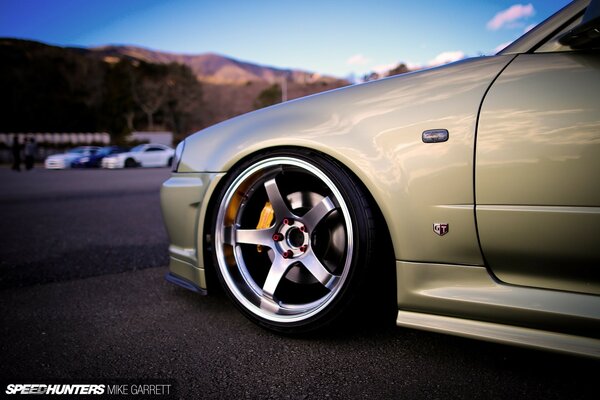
[477,205,600,214]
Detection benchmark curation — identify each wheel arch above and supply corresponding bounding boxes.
[188,55,508,280]
[200,145,397,293]
[124,157,137,167]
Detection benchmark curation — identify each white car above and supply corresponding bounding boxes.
[44,146,100,169]
[101,143,174,169]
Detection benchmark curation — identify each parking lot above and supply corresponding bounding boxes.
[0,167,597,399]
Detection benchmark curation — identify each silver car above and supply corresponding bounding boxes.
[161,0,600,358]
[44,146,100,169]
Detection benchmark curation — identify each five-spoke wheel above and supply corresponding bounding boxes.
[211,151,375,332]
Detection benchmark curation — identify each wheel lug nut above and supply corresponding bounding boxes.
[272,233,283,242]
[282,218,292,225]
[300,245,308,253]
[299,225,306,232]
[282,250,293,259]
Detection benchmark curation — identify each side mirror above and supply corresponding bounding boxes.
[559,0,600,49]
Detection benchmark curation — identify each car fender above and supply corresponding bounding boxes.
[181,55,515,266]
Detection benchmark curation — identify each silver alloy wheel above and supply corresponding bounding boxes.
[214,157,354,324]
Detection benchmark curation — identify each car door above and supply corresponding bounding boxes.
[140,146,163,167]
[475,12,600,295]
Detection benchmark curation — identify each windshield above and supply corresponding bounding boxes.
[97,147,116,156]
[67,147,94,155]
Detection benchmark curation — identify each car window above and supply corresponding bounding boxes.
[535,13,584,53]
[146,147,164,152]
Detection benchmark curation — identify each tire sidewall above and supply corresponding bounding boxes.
[210,148,375,333]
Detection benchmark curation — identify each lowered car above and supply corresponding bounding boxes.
[101,143,174,169]
[161,0,600,357]
[71,146,129,168]
[44,146,100,169]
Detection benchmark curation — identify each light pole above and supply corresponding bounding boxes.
[281,75,287,102]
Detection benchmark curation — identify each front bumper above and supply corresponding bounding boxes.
[102,157,122,168]
[44,158,68,169]
[160,172,225,291]
[165,272,207,295]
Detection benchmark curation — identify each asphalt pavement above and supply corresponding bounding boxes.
[0,166,597,399]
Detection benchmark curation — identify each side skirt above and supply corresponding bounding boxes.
[395,261,600,358]
[397,310,600,359]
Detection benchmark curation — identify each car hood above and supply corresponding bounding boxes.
[47,153,82,161]
[105,152,131,159]
[179,55,515,173]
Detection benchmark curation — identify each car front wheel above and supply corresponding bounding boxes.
[210,149,377,333]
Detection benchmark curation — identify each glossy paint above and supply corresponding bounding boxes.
[102,144,174,168]
[476,52,600,295]
[179,55,514,269]
[161,0,600,356]
[161,172,223,288]
[501,0,585,55]
[395,260,600,358]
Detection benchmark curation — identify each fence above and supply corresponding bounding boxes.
[0,133,111,164]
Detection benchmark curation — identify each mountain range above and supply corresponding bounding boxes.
[1,38,350,135]
[87,45,340,85]
[81,43,350,125]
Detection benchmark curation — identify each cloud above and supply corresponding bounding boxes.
[493,41,512,53]
[347,54,371,66]
[487,4,534,30]
[428,51,466,66]
[371,63,397,74]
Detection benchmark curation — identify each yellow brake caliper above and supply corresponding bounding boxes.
[256,202,274,252]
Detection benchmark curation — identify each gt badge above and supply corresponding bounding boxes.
[433,223,449,236]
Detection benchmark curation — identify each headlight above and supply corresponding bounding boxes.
[172,140,185,172]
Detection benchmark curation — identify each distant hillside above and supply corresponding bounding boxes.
[88,45,339,85]
[0,38,204,138]
[0,38,350,137]
[84,44,349,126]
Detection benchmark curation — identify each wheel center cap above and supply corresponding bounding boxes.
[287,227,305,248]
[275,219,310,258]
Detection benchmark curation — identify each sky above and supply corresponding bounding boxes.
[0,0,572,78]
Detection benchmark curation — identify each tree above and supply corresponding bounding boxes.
[163,63,204,136]
[254,84,281,109]
[362,63,410,83]
[0,39,105,133]
[131,63,168,131]
[362,72,380,82]
[100,60,137,142]
[0,39,205,140]
[386,63,409,77]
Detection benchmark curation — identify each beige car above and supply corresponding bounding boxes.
[161,0,600,358]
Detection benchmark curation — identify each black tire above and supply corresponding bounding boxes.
[210,149,377,333]
[167,157,173,167]
[124,158,136,168]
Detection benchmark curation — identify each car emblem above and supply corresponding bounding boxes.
[433,223,449,236]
